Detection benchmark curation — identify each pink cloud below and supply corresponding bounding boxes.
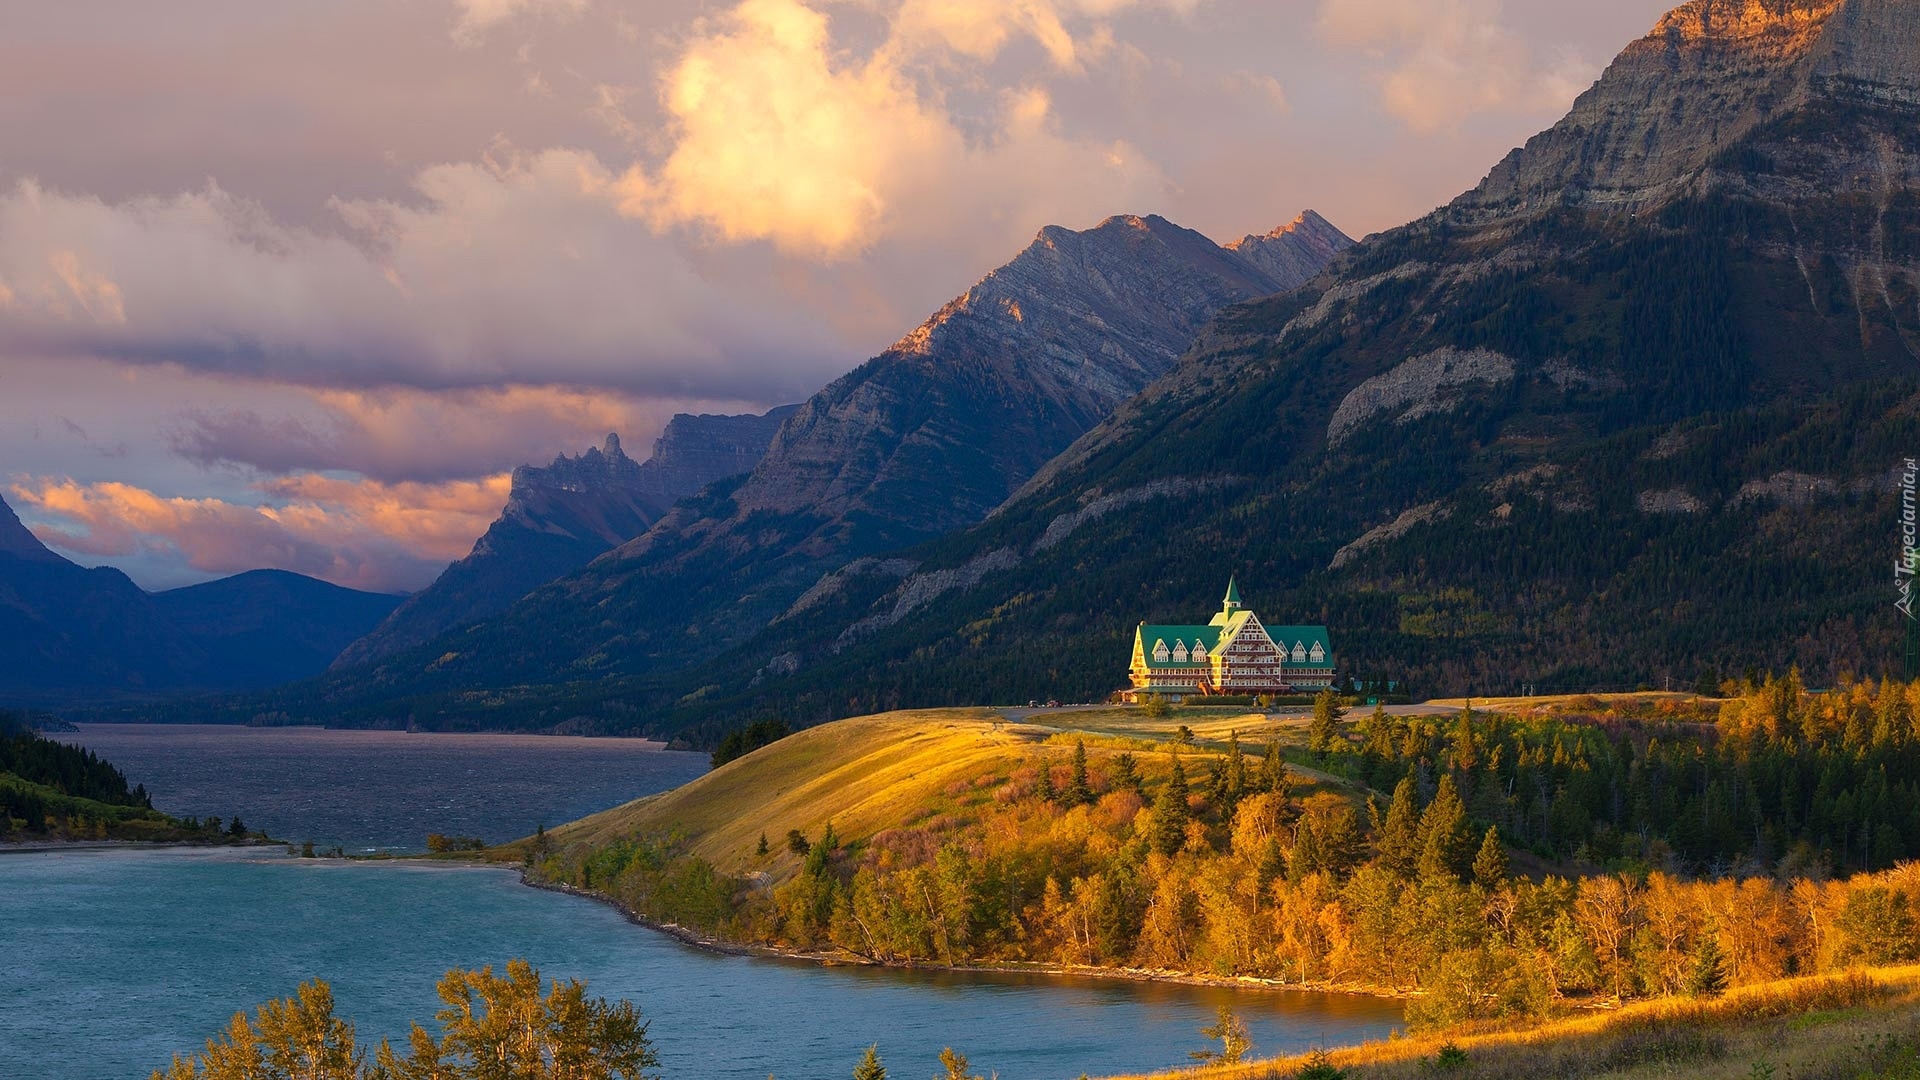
[9,473,511,592]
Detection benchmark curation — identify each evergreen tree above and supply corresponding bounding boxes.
[1376,777,1422,878]
[1112,752,1144,795]
[1151,757,1190,856]
[1225,731,1247,803]
[757,833,770,857]
[1415,774,1472,882]
[1067,739,1093,807]
[1260,742,1292,801]
[853,1044,886,1080]
[1471,826,1508,890]
[1037,759,1057,804]
[1687,935,1729,998]
[1310,689,1342,756]
[939,1048,981,1080]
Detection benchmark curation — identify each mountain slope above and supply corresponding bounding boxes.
[332,408,795,668]
[314,211,1352,710]
[0,494,403,703]
[621,0,1920,734]
[155,570,403,690]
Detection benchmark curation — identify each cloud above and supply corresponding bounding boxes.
[170,385,755,484]
[450,0,589,43]
[1317,0,1597,134]
[616,0,1172,258]
[11,473,511,592]
[0,160,847,401]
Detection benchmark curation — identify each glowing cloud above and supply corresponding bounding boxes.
[1317,0,1597,134]
[11,473,512,592]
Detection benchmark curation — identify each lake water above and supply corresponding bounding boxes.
[54,724,712,853]
[10,725,1403,1078]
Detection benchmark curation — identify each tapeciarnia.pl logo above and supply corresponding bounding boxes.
[1901,457,1918,619]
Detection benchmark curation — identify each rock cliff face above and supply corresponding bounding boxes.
[333,409,794,668]
[318,209,1352,701]
[1463,0,1918,220]
[1227,210,1358,289]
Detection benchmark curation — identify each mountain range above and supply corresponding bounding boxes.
[275,207,1353,726]
[0,493,403,702]
[334,407,795,668]
[53,0,1920,739]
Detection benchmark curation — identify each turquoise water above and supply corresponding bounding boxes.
[1,848,1402,1079]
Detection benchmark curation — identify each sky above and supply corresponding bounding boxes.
[0,0,1676,593]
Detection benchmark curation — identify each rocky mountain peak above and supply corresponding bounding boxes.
[0,492,64,563]
[1227,209,1357,291]
[1456,0,1919,222]
[508,433,642,504]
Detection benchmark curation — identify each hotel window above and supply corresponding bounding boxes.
[1192,643,1207,662]
[1309,643,1325,663]
[1153,640,1170,663]
[1172,642,1189,662]
[1292,643,1307,662]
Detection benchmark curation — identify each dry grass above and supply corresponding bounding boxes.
[1103,968,1920,1080]
[489,706,1363,878]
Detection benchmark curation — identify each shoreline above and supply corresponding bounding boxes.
[517,872,1415,1004]
[0,838,282,856]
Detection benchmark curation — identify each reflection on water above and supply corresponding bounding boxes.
[0,849,1402,1080]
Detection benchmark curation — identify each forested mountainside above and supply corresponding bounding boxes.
[643,0,1918,737]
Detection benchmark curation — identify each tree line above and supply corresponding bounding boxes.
[534,677,1920,1027]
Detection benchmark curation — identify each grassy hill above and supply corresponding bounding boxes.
[514,705,1334,878]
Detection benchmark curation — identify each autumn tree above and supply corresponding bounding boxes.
[1191,1005,1250,1065]
[853,1044,886,1080]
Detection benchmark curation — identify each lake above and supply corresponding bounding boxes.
[9,725,1403,1078]
[53,723,712,853]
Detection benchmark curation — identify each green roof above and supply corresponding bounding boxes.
[1268,626,1334,666]
[1222,577,1242,607]
[1136,625,1222,667]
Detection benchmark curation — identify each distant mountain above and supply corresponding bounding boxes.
[0,494,402,703]
[302,210,1352,720]
[333,407,795,668]
[155,570,404,690]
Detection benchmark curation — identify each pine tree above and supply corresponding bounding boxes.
[1687,935,1729,998]
[1225,730,1247,803]
[1416,774,1472,882]
[939,1047,981,1080]
[1037,759,1057,804]
[1067,740,1093,807]
[1376,776,1422,878]
[1471,825,1508,890]
[1113,752,1144,795]
[757,832,770,857]
[1260,742,1292,801]
[1310,689,1341,756]
[853,1044,887,1080]
[1151,757,1190,856]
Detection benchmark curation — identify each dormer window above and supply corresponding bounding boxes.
[1192,643,1208,663]
[1172,642,1189,663]
[1292,643,1307,662]
[1153,640,1170,663]
[1309,642,1325,663]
